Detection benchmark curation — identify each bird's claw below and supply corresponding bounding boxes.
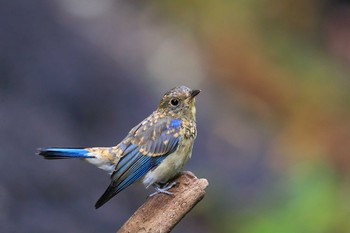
[149,182,177,197]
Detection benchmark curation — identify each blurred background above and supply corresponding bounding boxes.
[1,0,350,232]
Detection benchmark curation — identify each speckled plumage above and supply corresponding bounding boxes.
[38,86,200,209]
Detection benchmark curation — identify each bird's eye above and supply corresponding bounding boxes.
[170,98,179,106]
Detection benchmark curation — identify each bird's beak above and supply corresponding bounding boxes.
[190,90,201,99]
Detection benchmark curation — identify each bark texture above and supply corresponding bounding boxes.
[117,171,209,233]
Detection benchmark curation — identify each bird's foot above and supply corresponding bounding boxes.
[149,182,177,197]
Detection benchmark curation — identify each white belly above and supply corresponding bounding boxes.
[142,139,194,188]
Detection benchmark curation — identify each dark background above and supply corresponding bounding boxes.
[1,0,350,232]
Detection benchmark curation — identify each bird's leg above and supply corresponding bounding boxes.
[149,181,177,197]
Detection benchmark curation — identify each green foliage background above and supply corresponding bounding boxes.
[149,1,350,232]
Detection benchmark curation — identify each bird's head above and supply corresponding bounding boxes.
[158,86,200,120]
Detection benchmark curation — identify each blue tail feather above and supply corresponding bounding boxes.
[37,148,95,160]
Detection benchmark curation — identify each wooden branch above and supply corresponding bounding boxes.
[117,171,209,233]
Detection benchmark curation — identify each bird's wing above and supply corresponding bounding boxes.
[95,115,182,208]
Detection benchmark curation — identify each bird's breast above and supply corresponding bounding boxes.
[142,137,194,188]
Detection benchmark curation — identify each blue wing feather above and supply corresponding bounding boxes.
[114,154,165,192]
[95,117,182,208]
[95,148,173,208]
[171,118,182,127]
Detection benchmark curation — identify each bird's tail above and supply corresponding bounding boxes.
[37,148,95,160]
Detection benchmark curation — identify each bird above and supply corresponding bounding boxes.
[37,85,200,209]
